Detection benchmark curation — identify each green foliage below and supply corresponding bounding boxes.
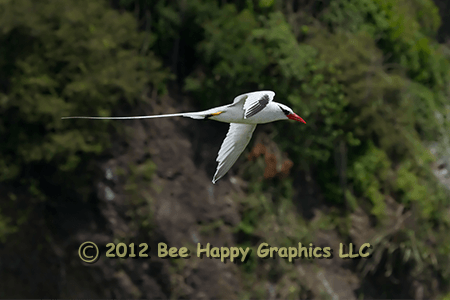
[322,0,448,98]
[234,158,314,283]
[122,158,157,232]
[181,0,450,294]
[0,0,168,244]
[349,144,391,218]
[185,3,267,107]
[0,0,168,184]
[0,210,17,243]
[321,0,381,35]
[396,162,429,207]
[135,159,157,182]
[124,159,156,196]
[184,0,449,203]
[2,0,450,296]
[441,293,450,300]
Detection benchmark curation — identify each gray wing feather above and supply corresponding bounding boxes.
[244,94,271,119]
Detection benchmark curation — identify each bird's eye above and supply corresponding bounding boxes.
[278,105,290,116]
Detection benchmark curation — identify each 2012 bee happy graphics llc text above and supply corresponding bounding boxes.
[158,242,372,263]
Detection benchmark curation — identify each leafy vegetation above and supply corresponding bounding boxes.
[162,0,450,296]
[2,0,450,298]
[0,0,168,237]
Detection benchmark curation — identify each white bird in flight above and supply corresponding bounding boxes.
[62,91,306,184]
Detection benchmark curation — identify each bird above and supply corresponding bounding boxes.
[62,90,306,184]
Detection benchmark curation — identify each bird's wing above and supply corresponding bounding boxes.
[212,123,257,184]
[241,91,275,119]
[244,93,271,119]
[231,91,275,119]
[232,94,248,104]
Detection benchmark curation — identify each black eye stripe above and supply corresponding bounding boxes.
[278,105,290,115]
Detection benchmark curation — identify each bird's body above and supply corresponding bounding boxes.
[62,90,306,183]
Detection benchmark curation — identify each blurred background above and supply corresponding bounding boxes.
[1,0,450,298]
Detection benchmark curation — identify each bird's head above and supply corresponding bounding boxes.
[277,104,306,124]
